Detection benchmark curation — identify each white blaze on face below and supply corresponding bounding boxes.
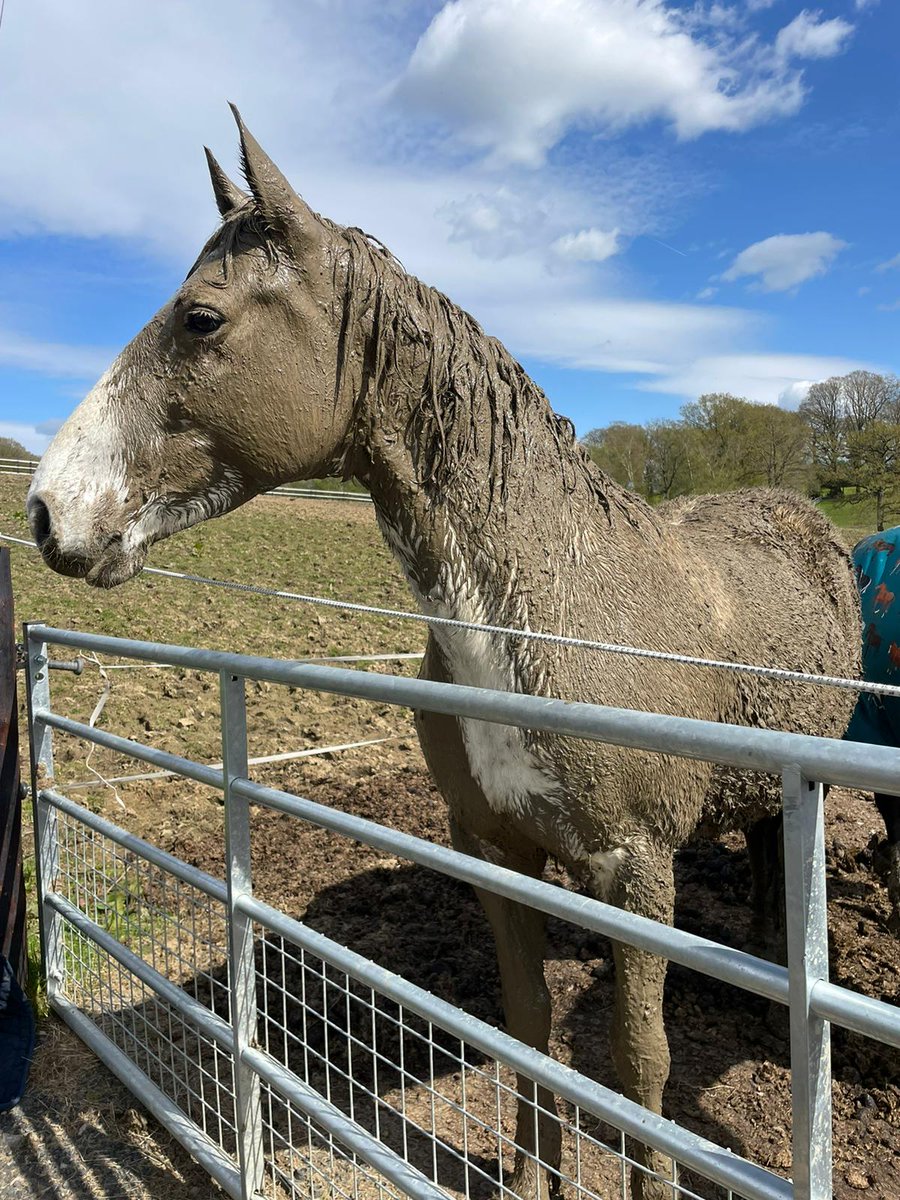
[28,367,132,557]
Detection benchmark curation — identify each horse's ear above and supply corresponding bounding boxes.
[229,103,317,256]
[204,147,248,217]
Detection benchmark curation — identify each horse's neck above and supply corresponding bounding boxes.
[365,395,627,634]
[348,272,654,630]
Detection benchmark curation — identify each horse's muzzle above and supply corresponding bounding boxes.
[26,493,136,585]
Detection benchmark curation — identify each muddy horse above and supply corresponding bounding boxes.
[27,110,861,1198]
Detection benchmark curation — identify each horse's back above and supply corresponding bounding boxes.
[661,488,860,737]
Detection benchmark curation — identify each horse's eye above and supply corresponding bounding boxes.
[167,403,193,433]
[184,308,224,336]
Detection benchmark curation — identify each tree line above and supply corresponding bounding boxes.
[0,437,32,460]
[582,370,900,529]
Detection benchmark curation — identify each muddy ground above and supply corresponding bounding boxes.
[1,478,898,1197]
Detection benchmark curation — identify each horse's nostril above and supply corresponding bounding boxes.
[28,497,52,548]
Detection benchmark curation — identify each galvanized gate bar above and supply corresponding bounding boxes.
[782,771,832,1200]
[810,978,900,1049]
[238,890,793,1200]
[233,775,791,1007]
[23,628,60,999]
[27,625,900,796]
[35,709,223,789]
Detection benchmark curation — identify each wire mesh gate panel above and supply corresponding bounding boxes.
[24,624,900,1200]
[38,792,759,1200]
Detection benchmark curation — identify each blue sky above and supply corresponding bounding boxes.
[0,0,897,454]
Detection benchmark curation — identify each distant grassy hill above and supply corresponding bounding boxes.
[0,436,34,460]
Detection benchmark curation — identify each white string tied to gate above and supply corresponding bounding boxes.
[79,651,125,809]
[3,530,900,700]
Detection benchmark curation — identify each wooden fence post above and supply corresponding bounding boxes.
[0,546,26,988]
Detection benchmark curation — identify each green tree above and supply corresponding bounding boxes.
[0,436,33,460]
[799,376,848,494]
[645,420,700,499]
[846,420,900,531]
[582,422,651,492]
[680,392,809,490]
[798,370,900,498]
[842,369,900,432]
[745,403,810,488]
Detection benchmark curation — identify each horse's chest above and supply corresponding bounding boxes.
[378,512,561,817]
[433,621,559,818]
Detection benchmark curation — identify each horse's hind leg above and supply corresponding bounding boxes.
[745,814,785,960]
[874,793,900,933]
[595,841,674,1200]
[450,817,561,1200]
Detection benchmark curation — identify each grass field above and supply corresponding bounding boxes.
[816,494,893,542]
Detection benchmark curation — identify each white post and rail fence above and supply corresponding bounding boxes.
[0,458,372,504]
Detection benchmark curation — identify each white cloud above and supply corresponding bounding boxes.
[641,353,870,405]
[0,0,414,259]
[696,286,718,300]
[854,0,879,10]
[439,188,550,259]
[722,232,847,292]
[775,11,853,62]
[551,228,621,263]
[479,294,758,376]
[875,252,900,273]
[0,329,112,378]
[777,380,814,409]
[394,0,850,164]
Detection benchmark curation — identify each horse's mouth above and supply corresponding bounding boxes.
[39,546,92,581]
[84,542,148,588]
[38,529,146,589]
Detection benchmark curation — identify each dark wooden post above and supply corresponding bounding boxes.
[0,546,26,988]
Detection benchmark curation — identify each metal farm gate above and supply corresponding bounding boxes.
[22,622,900,1200]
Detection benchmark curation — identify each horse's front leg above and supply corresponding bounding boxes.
[450,817,561,1200]
[594,840,675,1200]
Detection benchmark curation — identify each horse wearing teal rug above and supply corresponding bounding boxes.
[846,527,900,929]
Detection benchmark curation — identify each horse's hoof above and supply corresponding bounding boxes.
[887,906,900,936]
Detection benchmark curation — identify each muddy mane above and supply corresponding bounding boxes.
[334,222,642,524]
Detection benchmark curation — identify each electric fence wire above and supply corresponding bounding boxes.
[3,530,900,700]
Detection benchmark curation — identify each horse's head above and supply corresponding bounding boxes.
[28,107,359,587]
